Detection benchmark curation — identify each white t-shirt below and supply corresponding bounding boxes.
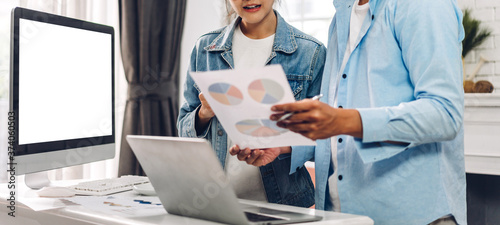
[232,25,275,69]
[225,25,275,202]
[329,0,370,212]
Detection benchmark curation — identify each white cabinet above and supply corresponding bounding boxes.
[464,94,500,175]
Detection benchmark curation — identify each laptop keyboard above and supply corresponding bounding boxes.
[244,211,284,222]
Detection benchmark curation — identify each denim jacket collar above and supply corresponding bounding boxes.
[203,11,297,54]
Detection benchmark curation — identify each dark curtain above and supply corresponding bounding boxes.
[118,0,186,176]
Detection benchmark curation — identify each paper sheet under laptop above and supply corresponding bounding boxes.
[190,65,316,149]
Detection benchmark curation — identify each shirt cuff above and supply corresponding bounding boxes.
[355,108,411,163]
[357,107,390,143]
[289,146,315,175]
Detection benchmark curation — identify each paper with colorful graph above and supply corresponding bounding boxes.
[190,65,316,149]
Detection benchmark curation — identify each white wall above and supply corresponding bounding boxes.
[458,0,500,93]
[179,0,225,105]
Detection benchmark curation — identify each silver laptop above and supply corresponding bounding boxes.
[126,135,322,225]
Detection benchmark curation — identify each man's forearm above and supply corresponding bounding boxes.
[338,109,363,138]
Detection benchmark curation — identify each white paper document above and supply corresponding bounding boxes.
[63,196,166,218]
[190,65,316,149]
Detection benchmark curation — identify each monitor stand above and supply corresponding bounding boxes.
[24,171,51,189]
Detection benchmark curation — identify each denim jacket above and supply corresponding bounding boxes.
[177,12,326,208]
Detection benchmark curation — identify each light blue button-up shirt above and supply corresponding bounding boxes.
[291,0,466,224]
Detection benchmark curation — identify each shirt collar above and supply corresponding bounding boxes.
[204,11,297,54]
[333,0,377,10]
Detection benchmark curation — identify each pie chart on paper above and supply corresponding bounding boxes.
[235,119,288,137]
[248,79,284,104]
[208,83,243,106]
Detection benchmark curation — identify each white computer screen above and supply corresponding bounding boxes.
[18,18,113,145]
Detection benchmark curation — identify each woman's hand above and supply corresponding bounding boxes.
[229,145,291,167]
[198,93,215,119]
[195,93,215,133]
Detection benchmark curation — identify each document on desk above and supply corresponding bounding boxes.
[63,196,166,218]
[18,196,71,211]
[190,65,316,149]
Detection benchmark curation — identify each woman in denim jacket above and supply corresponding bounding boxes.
[177,0,326,208]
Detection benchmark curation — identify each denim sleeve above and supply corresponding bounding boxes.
[177,47,211,139]
[306,44,327,98]
[355,0,464,163]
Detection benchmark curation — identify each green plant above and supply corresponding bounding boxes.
[462,9,492,58]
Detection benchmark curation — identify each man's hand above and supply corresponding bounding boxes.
[229,145,291,167]
[270,99,363,140]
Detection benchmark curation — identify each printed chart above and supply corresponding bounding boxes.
[63,196,165,218]
[208,83,244,105]
[190,65,316,148]
[235,119,288,137]
[248,79,284,104]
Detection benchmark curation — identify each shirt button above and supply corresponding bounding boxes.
[372,15,375,20]
[338,138,343,143]
[338,105,343,108]
[217,130,223,136]
[338,175,343,181]
[342,74,347,79]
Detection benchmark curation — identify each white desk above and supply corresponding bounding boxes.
[0,181,373,225]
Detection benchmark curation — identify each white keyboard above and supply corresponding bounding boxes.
[68,175,150,196]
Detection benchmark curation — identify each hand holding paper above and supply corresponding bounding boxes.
[190,65,316,149]
[229,145,285,167]
[276,94,323,122]
[195,93,215,133]
[198,93,215,119]
[270,98,363,141]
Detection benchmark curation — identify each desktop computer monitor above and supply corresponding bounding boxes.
[9,7,115,186]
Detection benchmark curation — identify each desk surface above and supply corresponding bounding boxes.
[0,181,373,225]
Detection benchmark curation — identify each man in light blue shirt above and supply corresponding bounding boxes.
[231,0,466,224]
